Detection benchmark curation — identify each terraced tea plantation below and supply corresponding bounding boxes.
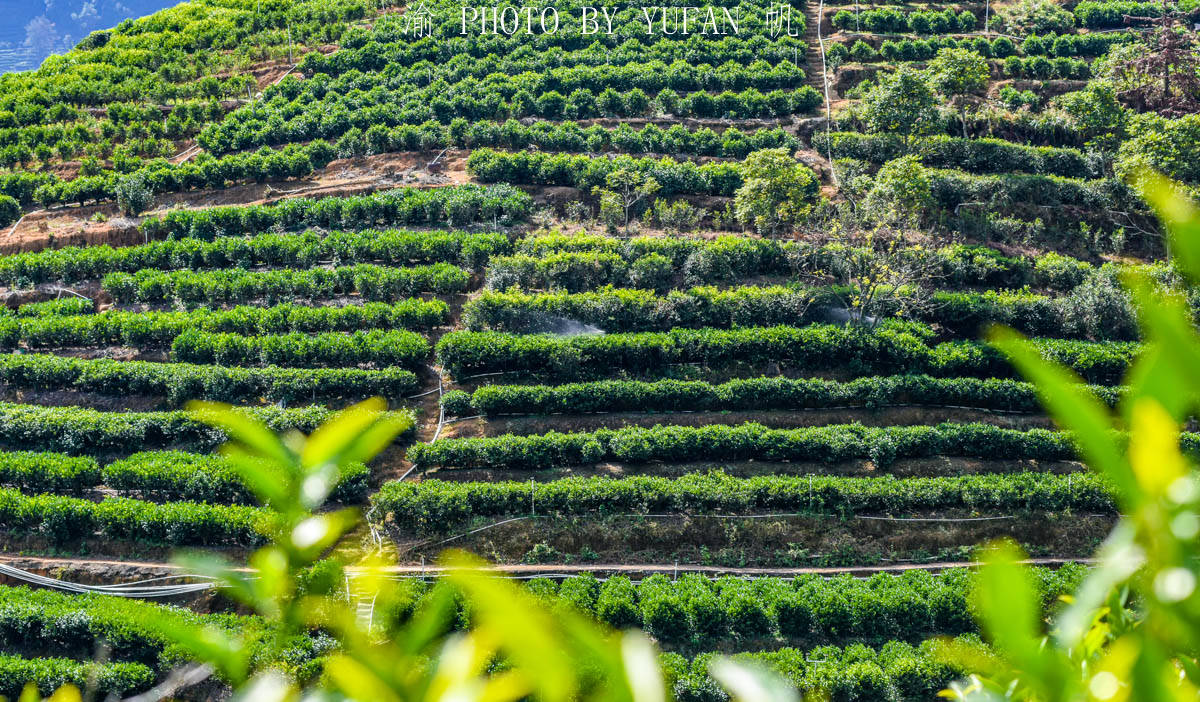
[0,0,1196,696]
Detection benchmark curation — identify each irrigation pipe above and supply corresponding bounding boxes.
[401,516,535,553]
[815,0,838,185]
[50,286,93,302]
[0,562,216,598]
[270,64,298,88]
[393,365,448,486]
[370,558,1096,582]
[856,515,1015,522]
[121,664,214,702]
[172,144,202,164]
[3,210,40,238]
[430,364,447,443]
[365,362,450,549]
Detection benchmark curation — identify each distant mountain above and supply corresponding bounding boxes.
[0,0,179,74]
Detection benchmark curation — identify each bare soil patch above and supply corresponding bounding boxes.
[3,150,471,254]
[386,510,1114,567]
[0,386,166,412]
[450,406,1055,438]
[418,454,1082,484]
[0,531,249,567]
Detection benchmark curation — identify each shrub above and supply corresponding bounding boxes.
[467,149,743,196]
[734,148,820,234]
[15,298,94,317]
[596,576,640,628]
[999,0,1075,34]
[0,451,100,492]
[104,263,469,304]
[0,352,420,405]
[0,489,270,546]
[639,577,691,641]
[2,302,445,353]
[1073,0,1161,28]
[0,195,19,228]
[373,470,1114,533]
[440,390,474,416]
[849,41,878,62]
[405,421,1095,472]
[138,185,531,239]
[0,230,509,287]
[0,402,340,454]
[170,329,430,369]
[102,451,369,504]
[723,590,774,638]
[114,173,154,216]
[864,155,934,225]
[0,655,154,699]
[0,583,280,669]
[457,375,1121,418]
[815,133,1092,178]
[436,322,1141,384]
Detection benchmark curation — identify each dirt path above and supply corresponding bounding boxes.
[804,1,832,97]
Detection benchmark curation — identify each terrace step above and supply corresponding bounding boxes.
[804,0,838,100]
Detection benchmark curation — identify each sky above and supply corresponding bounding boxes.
[0,0,180,74]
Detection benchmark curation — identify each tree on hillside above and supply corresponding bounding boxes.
[863,155,935,226]
[1115,113,1200,188]
[1096,0,1200,116]
[0,196,19,229]
[859,68,939,149]
[114,173,153,217]
[801,223,942,326]
[926,48,990,139]
[1054,82,1130,152]
[733,148,820,235]
[593,168,660,233]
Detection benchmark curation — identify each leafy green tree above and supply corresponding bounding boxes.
[114,174,154,217]
[943,177,1200,701]
[859,67,938,148]
[1054,83,1130,152]
[0,196,19,229]
[593,168,660,234]
[733,148,820,235]
[849,40,879,62]
[802,222,942,326]
[927,48,990,138]
[864,155,934,226]
[1116,114,1200,189]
